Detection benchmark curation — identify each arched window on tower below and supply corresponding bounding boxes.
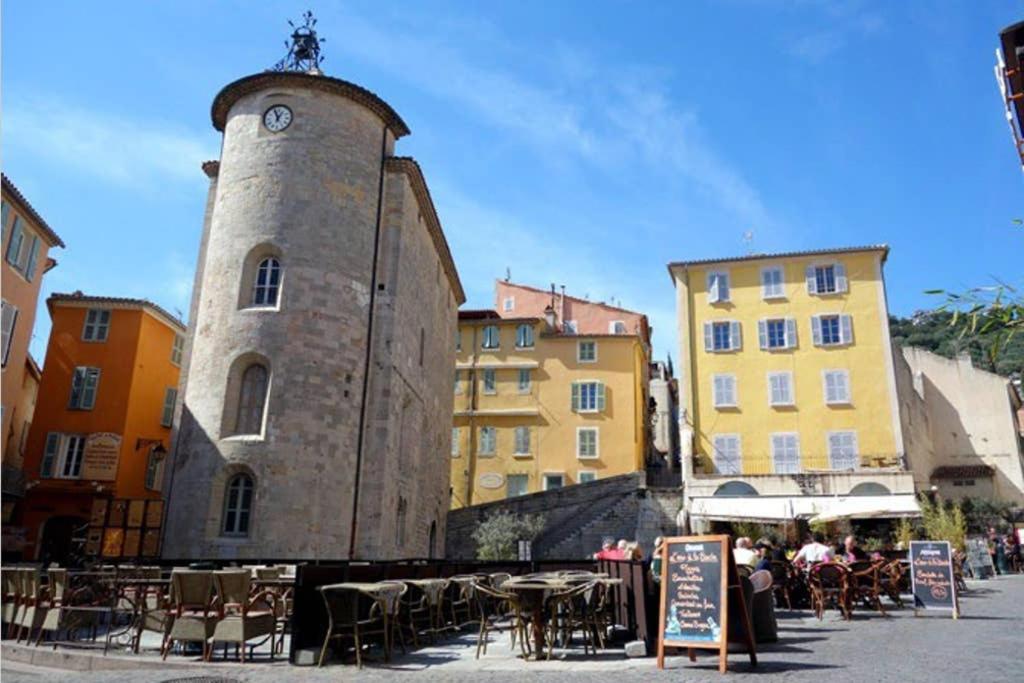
[252,257,281,307]
[222,473,254,536]
[235,364,269,435]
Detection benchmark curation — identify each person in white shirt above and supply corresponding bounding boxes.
[793,532,835,566]
[732,536,758,566]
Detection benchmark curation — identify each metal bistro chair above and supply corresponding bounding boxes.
[207,570,278,662]
[472,581,531,659]
[317,584,387,668]
[808,562,851,621]
[162,570,217,660]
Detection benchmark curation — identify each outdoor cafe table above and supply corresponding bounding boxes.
[504,579,569,659]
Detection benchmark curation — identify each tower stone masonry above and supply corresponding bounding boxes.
[162,70,464,560]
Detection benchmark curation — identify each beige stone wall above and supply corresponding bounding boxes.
[895,346,1024,504]
[163,80,459,560]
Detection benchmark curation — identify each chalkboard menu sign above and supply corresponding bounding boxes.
[662,538,724,643]
[909,540,959,617]
[657,535,756,674]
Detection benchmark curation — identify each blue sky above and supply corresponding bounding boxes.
[4,0,1022,363]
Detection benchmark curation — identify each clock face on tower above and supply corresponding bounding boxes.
[263,105,293,132]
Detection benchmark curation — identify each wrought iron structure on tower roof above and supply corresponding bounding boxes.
[272,11,325,74]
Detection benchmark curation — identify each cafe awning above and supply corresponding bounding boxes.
[689,494,921,523]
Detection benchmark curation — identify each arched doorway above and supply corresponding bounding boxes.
[38,515,88,566]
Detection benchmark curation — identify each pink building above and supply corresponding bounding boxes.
[494,280,651,345]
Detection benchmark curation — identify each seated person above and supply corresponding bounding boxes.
[754,541,774,572]
[843,535,868,562]
[733,537,757,567]
[793,532,835,566]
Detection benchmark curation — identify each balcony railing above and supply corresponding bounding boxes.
[693,453,904,477]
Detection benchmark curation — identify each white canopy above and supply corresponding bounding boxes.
[689,494,921,523]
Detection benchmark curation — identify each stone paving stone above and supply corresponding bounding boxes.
[3,576,1022,682]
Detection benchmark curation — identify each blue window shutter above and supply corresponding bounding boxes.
[805,265,817,294]
[786,318,798,348]
[597,382,606,412]
[840,315,853,344]
[730,321,741,350]
[25,236,40,281]
[757,320,768,350]
[41,433,59,477]
[835,263,848,293]
[5,218,23,265]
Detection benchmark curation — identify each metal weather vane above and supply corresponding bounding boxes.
[272,11,326,73]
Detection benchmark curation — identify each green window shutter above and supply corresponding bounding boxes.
[25,236,40,281]
[570,382,580,412]
[597,382,606,412]
[41,433,59,477]
[82,368,100,409]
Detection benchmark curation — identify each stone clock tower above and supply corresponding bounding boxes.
[162,17,464,560]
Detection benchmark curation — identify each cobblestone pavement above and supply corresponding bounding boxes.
[4,575,1022,682]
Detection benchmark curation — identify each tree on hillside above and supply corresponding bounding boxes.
[890,310,1024,377]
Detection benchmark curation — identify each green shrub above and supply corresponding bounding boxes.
[472,511,546,561]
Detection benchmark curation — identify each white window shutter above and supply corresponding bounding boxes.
[729,321,741,350]
[707,273,719,303]
[835,263,848,293]
[840,314,853,344]
[757,320,767,350]
[713,376,722,405]
[811,316,822,346]
[719,273,729,301]
[570,382,580,412]
[805,265,817,294]
[596,382,606,412]
[703,322,713,351]
[785,318,798,348]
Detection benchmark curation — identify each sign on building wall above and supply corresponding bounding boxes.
[85,498,163,558]
[80,432,122,481]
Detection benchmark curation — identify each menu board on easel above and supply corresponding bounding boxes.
[909,540,959,618]
[656,535,757,674]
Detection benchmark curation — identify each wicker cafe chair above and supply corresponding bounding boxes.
[2,569,21,635]
[878,560,905,608]
[545,581,596,660]
[472,582,531,659]
[446,576,477,630]
[15,568,48,643]
[848,561,887,616]
[488,572,513,589]
[768,561,794,609]
[162,570,217,660]
[952,553,968,592]
[317,584,388,669]
[808,563,851,621]
[368,581,408,656]
[254,567,282,581]
[207,570,277,662]
[398,582,431,648]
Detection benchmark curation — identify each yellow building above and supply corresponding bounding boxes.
[670,246,918,528]
[451,309,649,508]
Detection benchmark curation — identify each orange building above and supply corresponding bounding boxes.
[20,293,186,563]
[2,175,64,534]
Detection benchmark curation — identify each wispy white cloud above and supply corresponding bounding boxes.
[3,94,216,189]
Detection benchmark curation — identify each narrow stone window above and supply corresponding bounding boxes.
[253,257,281,306]
[235,364,269,435]
[222,473,254,536]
